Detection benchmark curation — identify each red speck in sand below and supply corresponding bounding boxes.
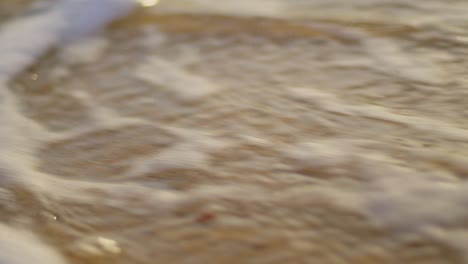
[196,212,216,224]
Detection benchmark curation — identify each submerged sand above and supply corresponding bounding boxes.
[3,1,468,263]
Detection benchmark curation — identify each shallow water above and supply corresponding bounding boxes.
[3,1,468,264]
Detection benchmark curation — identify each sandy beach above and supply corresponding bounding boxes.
[2,1,468,263]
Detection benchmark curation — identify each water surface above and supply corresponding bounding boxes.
[2,1,468,264]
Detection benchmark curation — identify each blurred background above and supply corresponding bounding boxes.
[2,1,468,264]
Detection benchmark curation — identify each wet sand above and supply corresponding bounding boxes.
[3,1,468,264]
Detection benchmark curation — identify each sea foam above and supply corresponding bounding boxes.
[0,0,136,81]
[0,1,138,263]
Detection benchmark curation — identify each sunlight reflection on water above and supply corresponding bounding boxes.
[137,0,159,7]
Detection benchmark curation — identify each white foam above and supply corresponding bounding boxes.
[0,0,140,180]
[0,0,137,82]
[0,1,139,263]
[364,37,447,84]
[135,56,220,101]
[125,128,231,177]
[57,0,137,41]
[0,12,62,81]
[362,169,468,230]
[283,138,468,233]
[283,87,468,234]
[0,224,66,264]
[288,87,468,141]
[2,0,468,261]
[60,37,109,65]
